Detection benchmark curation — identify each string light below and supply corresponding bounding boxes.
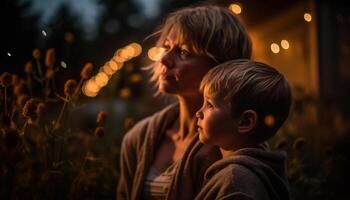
[270,43,280,54]
[281,40,290,50]
[304,13,312,22]
[229,4,242,15]
[148,47,165,61]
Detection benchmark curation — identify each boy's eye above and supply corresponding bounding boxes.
[180,48,190,56]
[205,101,213,108]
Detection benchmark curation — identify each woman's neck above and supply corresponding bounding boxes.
[176,95,203,140]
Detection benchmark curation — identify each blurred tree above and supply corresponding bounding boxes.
[0,0,40,75]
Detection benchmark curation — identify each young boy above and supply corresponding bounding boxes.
[195,59,291,200]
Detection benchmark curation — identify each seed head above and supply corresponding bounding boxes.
[64,79,77,98]
[33,49,41,59]
[22,98,39,124]
[94,126,105,137]
[45,48,56,67]
[96,111,107,125]
[0,72,13,87]
[80,62,93,80]
[24,61,33,73]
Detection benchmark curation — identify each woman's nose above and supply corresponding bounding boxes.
[160,49,173,69]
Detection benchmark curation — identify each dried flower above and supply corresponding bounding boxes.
[12,74,19,85]
[293,137,306,151]
[45,68,55,79]
[80,62,93,80]
[24,61,33,73]
[33,48,41,59]
[45,48,55,67]
[94,126,105,137]
[124,117,135,130]
[17,94,29,107]
[13,82,27,96]
[22,98,39,124]
[96,111,107,125]
[64,79,77,98]
[36,102,46,116]
[0,72,13,87]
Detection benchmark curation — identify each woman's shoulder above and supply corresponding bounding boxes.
[122,103,179,146]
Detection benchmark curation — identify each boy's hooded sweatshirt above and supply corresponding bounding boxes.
[195,146,290,200]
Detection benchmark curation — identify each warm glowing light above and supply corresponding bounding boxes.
[304,13,312,22]
[109,60,123,71]
[281,40,290,49]
[121,46,135,60]
[83,81,98,97]
[41,30,47,36]
[129,43,142,57]
[270,43,280,54]
[130,74,142,83]
[229,4,242,14]
[113,49,126,63]
[60,61,67,68]
[148,47,165,61]
[102,64,114,76]
[120,88,131,98]
[95,72,109,87]
[85,79,99,93]
[264,115,275,127]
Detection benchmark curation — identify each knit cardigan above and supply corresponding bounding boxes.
[117,103,221,200]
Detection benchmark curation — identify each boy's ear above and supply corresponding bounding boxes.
[238,110,257,134]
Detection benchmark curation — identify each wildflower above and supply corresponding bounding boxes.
[274,139,287,150]
[96,111,107,125]
[24,61,33,73]
[17,94,29,108]
[33,48,41,59]
[45,48,55,67]
[0,72,13,87]
[293,137,306,151]
[45,68,55,79]
[94,126,105,137]
[13,82,27,96]
[124,117,135,130]
[12,74,19,85]
[80,62,93,80]
[22,98,39,124]
[64,79,77,98]
[36,102,46,116]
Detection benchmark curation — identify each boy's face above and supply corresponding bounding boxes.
[196,88,239,149]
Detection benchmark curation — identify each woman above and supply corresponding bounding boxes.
[117,5,252,200]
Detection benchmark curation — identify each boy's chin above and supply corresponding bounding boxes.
[199,133,210,144]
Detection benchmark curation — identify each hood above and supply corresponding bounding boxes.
[205,145,290,200]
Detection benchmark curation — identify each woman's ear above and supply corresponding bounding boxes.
[238,110,257,134]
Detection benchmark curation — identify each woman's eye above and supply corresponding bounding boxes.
[180,49,190,57]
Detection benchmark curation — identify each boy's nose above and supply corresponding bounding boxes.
[196,109,203,119]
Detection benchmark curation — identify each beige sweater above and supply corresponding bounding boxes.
[117,104,221,200]
[195,146,290,200]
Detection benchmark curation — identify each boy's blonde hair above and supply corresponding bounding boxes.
[149,5,252,90]
[200,59,292,142]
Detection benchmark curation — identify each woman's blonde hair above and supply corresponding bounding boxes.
[200,59,292,142]
[148,5,252,91]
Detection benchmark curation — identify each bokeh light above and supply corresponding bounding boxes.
[304,13,312,22]
[270,43,280,53]
[229,4,242,15]
[281,40,290,50]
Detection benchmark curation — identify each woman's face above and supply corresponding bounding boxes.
[158,29,214,97]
